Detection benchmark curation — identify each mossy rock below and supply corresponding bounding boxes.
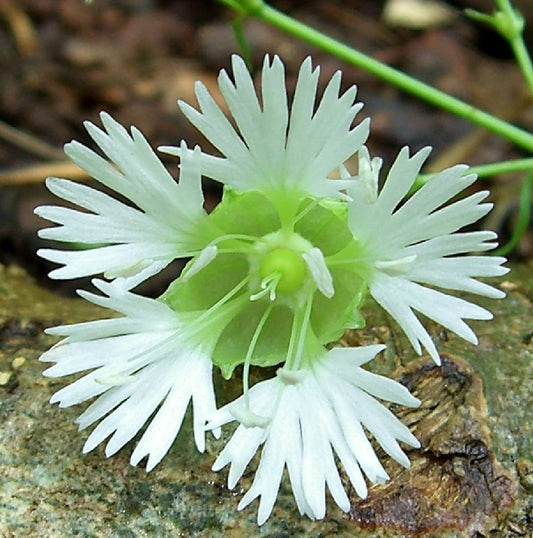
[0,263,531,537]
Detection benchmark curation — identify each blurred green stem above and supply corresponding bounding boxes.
[232,15,253,70]
[413,157,533,191]
[469,157,533,178]
[496,0,533,98]
[493,172,533,256]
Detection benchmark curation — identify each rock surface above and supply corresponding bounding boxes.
[0,263,531,537]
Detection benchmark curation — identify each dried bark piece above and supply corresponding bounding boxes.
[349,355,516,536]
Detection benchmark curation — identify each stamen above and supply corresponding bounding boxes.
[229,404,271,429]
[293,199,320,225]
[182,245,218,281]
[291,289,314,371]
[243,303,274,407]
[284,302,301,371]
[375,255,417,276]
[95,374,136,386]
[357,146,382,204]
[302,247,335,298]
[284,288,314,371]
[276,367,307,385]
[211,233,261,244]
[195,275,250,325]
[249,273,281,302]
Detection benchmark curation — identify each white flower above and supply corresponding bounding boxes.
[207,345,420,524]
[35,113,211,288]
[348,146,509,363]
[161,55,369,202]
[40,279,220,471]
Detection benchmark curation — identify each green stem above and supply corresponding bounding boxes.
[232,15,254,71]
[413,157,533,190]
[248,1,533,153]
[496,0,533,98]
[493,172,533,256]
[469,157,533,178]
[510,38,533,98]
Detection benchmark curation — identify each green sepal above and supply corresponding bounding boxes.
[343,286,367,330]
[213,302,293,379]
[160,253,248,312]
[316,197,348,220]
[208,187,281,237]
[295,199,352,256]
[311,267,367,343]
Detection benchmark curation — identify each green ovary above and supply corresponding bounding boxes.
[259,248,307,292]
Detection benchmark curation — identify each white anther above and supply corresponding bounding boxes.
[276,367,307,385]
[95,374,136,387]
[375,255,417,276]
[230,404,271,429]
[356,146,382,204]
[182,245,218,281]
[302,247,334,298]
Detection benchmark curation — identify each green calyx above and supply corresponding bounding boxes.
[160,188,371,378]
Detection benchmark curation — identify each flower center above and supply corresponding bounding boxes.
[247,231,314,304]
[259,247,307,293]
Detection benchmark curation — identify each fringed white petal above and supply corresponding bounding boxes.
[208,346,419,524]
[168,55,368,200]
[348,145,507,361]
[35,115,210,284]
[41,282,218,470]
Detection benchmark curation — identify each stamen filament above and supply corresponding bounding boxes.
[210,233,262,246]
[195,275,251,325]
[189,294,249,341]
[284,302,302,371]
[243,303,274,408]
[293,199,320,225]
[291,289,314,371]
[283,288,313,371]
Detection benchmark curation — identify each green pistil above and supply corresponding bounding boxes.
[259,247,307,293]
[249,273,282,302]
